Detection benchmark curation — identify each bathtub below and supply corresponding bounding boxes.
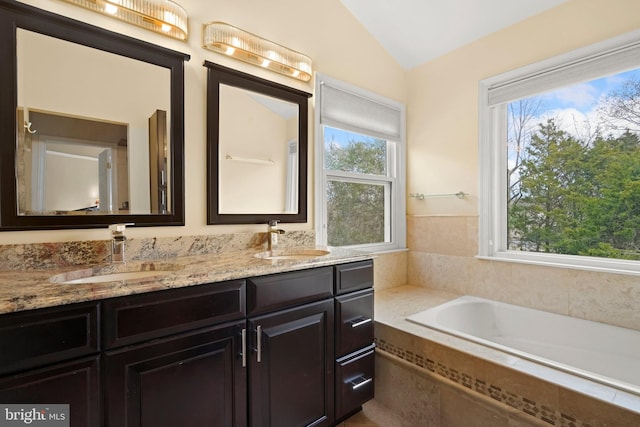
[407,295,640,396]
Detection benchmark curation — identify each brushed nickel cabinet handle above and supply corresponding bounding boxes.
[350,317,372,328]
[349,376,372,390]
[256,325,262,363]
[241,328,247,368]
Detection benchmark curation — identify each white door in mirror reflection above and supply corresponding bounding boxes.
[98,149,116,212]
[22,111,130,213]
[285,139,298,213]
[28,138,122,213]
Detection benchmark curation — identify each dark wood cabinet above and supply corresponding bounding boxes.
[0,355,100,427]
[0,301,99,376]
[335,289,374,356]
[104,320,246,427]
[0,260,374,427]
[103,280,247,427]
[334,260,375,421]
[248,267,335,427]
[0,301,100,427]
[249,299,334,427]
[102,279,245,348]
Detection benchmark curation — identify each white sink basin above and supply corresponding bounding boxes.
[255,248,330,260]
[50,263,182,284]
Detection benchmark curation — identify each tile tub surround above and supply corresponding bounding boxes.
[407,214,640,333]
[374,350,550,427]
[374,286,640,427]
[0,232,371,314]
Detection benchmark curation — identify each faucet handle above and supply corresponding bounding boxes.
[268,220,279,227]
[110,223,134,234]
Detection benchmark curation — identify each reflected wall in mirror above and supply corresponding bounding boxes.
[219,85,299,214]
[205,61,312,224]
[0,0,189,230]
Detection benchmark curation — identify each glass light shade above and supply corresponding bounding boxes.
[202,22,312,82]
[62,0,188,40]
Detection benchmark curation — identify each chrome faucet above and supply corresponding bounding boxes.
[110,223,132,263]
[267,220,285,251]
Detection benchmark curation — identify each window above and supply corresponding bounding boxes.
[315,74,406,251]
[479,29,640,274]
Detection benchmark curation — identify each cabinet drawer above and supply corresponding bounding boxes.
[103,280,245,348]
[335,289,374,357]
[247,267,333,316]
[335,260,373,295]
[335,345,375,420]
[0,301,99,376]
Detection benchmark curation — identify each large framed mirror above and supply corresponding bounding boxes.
[0,0,189,230]
[205,62,312,224]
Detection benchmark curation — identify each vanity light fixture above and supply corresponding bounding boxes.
[62,0,188,40]
[202,22,312,82]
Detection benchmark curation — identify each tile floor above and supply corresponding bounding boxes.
[337,400,407,427]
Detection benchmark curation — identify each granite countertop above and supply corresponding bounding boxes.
[0,247,372,315]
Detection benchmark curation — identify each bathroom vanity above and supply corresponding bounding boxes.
[0,258,374,427]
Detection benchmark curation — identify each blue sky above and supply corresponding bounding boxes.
[509,67,640,142]
[539,68,640,114]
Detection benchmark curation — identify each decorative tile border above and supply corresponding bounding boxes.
[375,338,593,427]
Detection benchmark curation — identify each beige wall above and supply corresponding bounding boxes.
[5,0,406,244]
[218,86,290,214]
[407,0,640,217]
[406,0,640,330]
[6,0,640,329]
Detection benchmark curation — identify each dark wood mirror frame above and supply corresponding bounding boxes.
[204,61,312,225]
[0,0,190,230]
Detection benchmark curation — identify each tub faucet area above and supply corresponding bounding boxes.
[267,220,285,251]
[110,223,131,263]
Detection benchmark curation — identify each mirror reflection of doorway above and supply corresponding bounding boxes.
[23,111,128,213]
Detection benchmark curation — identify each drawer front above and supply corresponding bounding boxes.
[103,280,245,348]
[0,302,99,376]
[335,289,374,357]
[247,267,333,316]
[335,345,375,420]
[335,260,373,295]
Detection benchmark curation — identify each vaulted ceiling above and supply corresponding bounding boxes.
[340,0,569,69]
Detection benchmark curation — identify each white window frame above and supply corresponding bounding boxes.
[315,73,406,252]
[478,29,640,275]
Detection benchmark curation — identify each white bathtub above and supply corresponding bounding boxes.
[407,296,640,396]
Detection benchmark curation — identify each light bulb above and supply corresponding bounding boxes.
[104,3,118,14]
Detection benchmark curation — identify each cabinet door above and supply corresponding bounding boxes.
[105,320,247,427]
[0,355,100,427]
[249,299,334,427]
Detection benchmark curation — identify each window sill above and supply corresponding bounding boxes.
[476,251,640,277]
